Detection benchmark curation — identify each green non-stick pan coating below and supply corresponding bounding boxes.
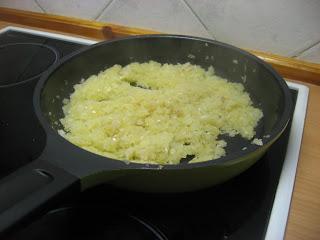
[0,35,292,236]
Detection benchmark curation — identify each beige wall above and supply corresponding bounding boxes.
[1,0,320,63]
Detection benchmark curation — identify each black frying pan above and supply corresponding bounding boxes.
[0,35,292,235]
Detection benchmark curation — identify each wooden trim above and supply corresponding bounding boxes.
[0,7,159,39]
[0,7,319,85]
[248,49,320,86]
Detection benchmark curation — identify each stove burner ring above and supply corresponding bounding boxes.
[129,214,168,240]
[0,43,59,87]
[6,205,168,240]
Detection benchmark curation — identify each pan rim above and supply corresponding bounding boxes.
[34,34,293,170]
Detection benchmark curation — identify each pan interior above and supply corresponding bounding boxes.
[39,36,288,163]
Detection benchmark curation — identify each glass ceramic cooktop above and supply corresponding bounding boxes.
[0,27,308,240]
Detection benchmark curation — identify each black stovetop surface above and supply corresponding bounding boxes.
[0,29,297,240]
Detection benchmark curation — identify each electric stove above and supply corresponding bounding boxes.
[0,27,309,240]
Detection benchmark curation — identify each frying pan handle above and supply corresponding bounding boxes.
[0,159,80,237]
